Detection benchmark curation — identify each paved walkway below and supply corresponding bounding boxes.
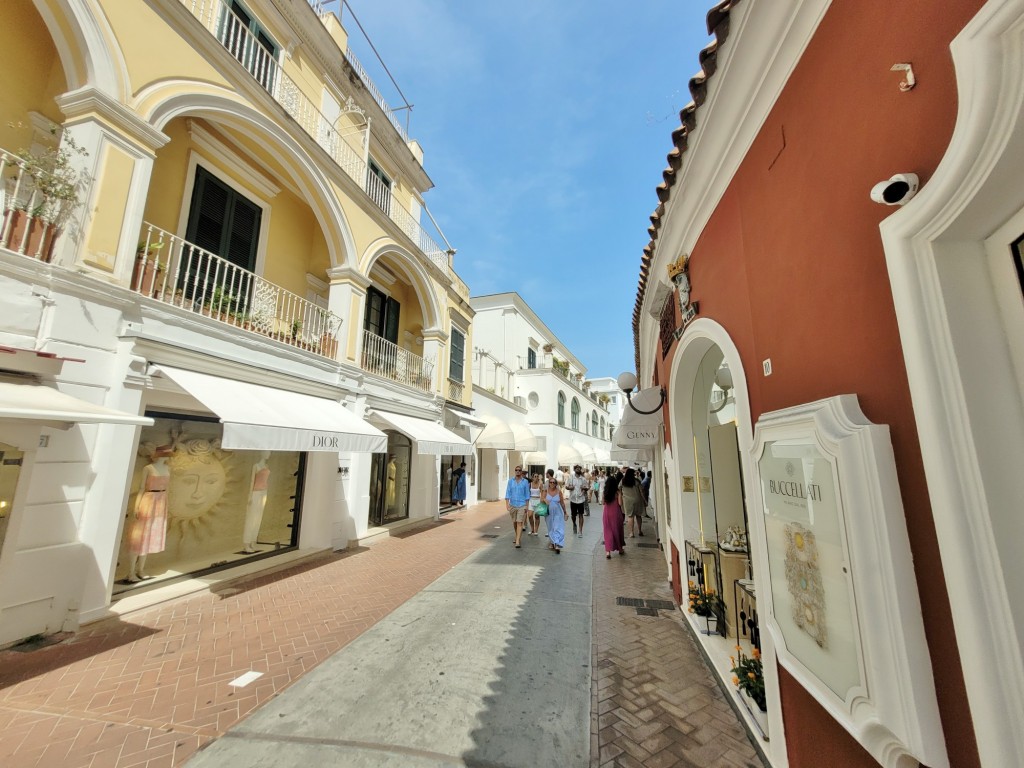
[0,501,764,767]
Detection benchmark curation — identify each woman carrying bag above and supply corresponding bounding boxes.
[543,477,568,554]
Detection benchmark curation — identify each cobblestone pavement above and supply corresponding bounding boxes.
[0,501,766,767]
[590,523,766,768]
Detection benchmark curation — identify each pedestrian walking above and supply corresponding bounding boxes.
[544,476,568,554]
[597,469,606,503]
[602,474,625,558]
[567,465,588,537]
[621,467,646,537]
[583,468,592,516]
[505,465,531,548]
[526,472,543,536]
[640,469,653,518]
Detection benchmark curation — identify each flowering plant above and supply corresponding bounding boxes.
[687,580,723,617]
[731,645,765,711]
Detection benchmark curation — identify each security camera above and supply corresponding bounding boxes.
[870,173,919,206]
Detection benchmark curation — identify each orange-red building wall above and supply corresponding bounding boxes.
[659,2,985,765]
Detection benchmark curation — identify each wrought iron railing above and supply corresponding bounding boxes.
[180,0,449,275]
[361,329,434,393]
[447,378,465,402]
[133,223,342,358]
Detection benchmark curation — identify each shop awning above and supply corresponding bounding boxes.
[0,382,153,429]
[475,416,516,449]
[152,366,387,453]
[523,451,547,465]
[509,422,539,451]
[573,441,597,462]
[371,411,473,455]
[611,446,653,463]
[557,443,584,465]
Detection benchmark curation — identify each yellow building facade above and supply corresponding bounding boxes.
[0,0,475,647]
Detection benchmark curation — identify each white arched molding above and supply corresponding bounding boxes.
[877,2,1024,765]
[360,240,444,333]
[664,319,789,767]
[142,84,358,270]
[33,0,127,100]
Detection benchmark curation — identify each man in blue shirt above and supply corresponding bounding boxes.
[505,464,531,548]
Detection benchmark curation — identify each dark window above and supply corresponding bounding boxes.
[367,158,392,214]
[220,1,278,91]
[364,286,400,344]
[449,328,465,382]
[571,398,580,431]
[527,348,537,369]
[557,392,566,426]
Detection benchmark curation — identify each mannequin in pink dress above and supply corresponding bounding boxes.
[243,451,271,553]
[126,445,173,582]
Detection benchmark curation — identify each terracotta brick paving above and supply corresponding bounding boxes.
[1,502,767,768]
[0,502,509,768]
[589,526,766,768]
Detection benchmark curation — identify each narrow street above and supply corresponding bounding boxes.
[0,502,763,767]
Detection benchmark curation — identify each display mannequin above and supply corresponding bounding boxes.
[126,445,173,583]
[243,451,271,553]
[386,455,397,509]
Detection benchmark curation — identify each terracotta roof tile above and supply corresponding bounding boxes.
[632,0,742,374]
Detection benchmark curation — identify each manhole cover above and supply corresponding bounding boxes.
[636,543,659,549]
[646,600,675,610]
[635,607,659,616]
[616,597,646,607]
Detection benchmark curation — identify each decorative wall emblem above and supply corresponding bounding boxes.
[667,253,699,331]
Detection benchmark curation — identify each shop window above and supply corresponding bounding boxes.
[527,347,537,369]
[591,412,598,436]
[557,391,566,426]
[0,443,24,555]
[369,431,411,525]
[571,398,580,431]
[449,327,466,382]
[114,413,303,593]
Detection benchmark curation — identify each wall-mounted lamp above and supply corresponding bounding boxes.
[617,371,667,415]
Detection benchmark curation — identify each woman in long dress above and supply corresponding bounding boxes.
[602,475,626,558]
[451,462,467,506]
[544,477,567,554]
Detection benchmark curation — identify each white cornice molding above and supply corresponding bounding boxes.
[186,119,282,198]
[641,0,832,318]
[326,265,372,290]
[56,86,169,152]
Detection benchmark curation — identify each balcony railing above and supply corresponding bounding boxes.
[133,222,342,358]
[181,0,449,276]
[447,378,465,402]
[361,329,434,393]
[342,46,410,143]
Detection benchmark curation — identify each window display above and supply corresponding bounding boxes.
[115,415,302,591]
[369,431,411,525]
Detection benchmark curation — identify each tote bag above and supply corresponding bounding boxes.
[534,501,549,516]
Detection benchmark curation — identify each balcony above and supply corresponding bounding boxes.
[132,223,342,358]
[0,148,71,262]
[447,378,465,402]
[361,329,434,394]
[179,0,449,276]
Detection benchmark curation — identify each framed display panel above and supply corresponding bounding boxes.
[749,396,947,768]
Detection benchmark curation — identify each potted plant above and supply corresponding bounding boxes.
[688,580,724,634]
[731,645,766,712]
[132,239,166,297]
[290,317,303,341]
[4,124,89,262]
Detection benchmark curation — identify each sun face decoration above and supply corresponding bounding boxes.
[165,431,238,544]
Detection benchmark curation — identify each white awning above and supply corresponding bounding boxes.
[573,441,597,462]
[594,447,611,463]
[509,422,539,451]
[611,446,653,462]
[557,444,584,465]
[475,416,515,449]
[372,411,473,455]
[523,451,547,465]
[0,382,153,429]
[153,366,387,453]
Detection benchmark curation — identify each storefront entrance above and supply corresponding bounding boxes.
[0,442,24,556]
[369,431,411,526]
[114,412,304,594]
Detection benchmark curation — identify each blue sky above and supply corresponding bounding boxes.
[338,1,713,378]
